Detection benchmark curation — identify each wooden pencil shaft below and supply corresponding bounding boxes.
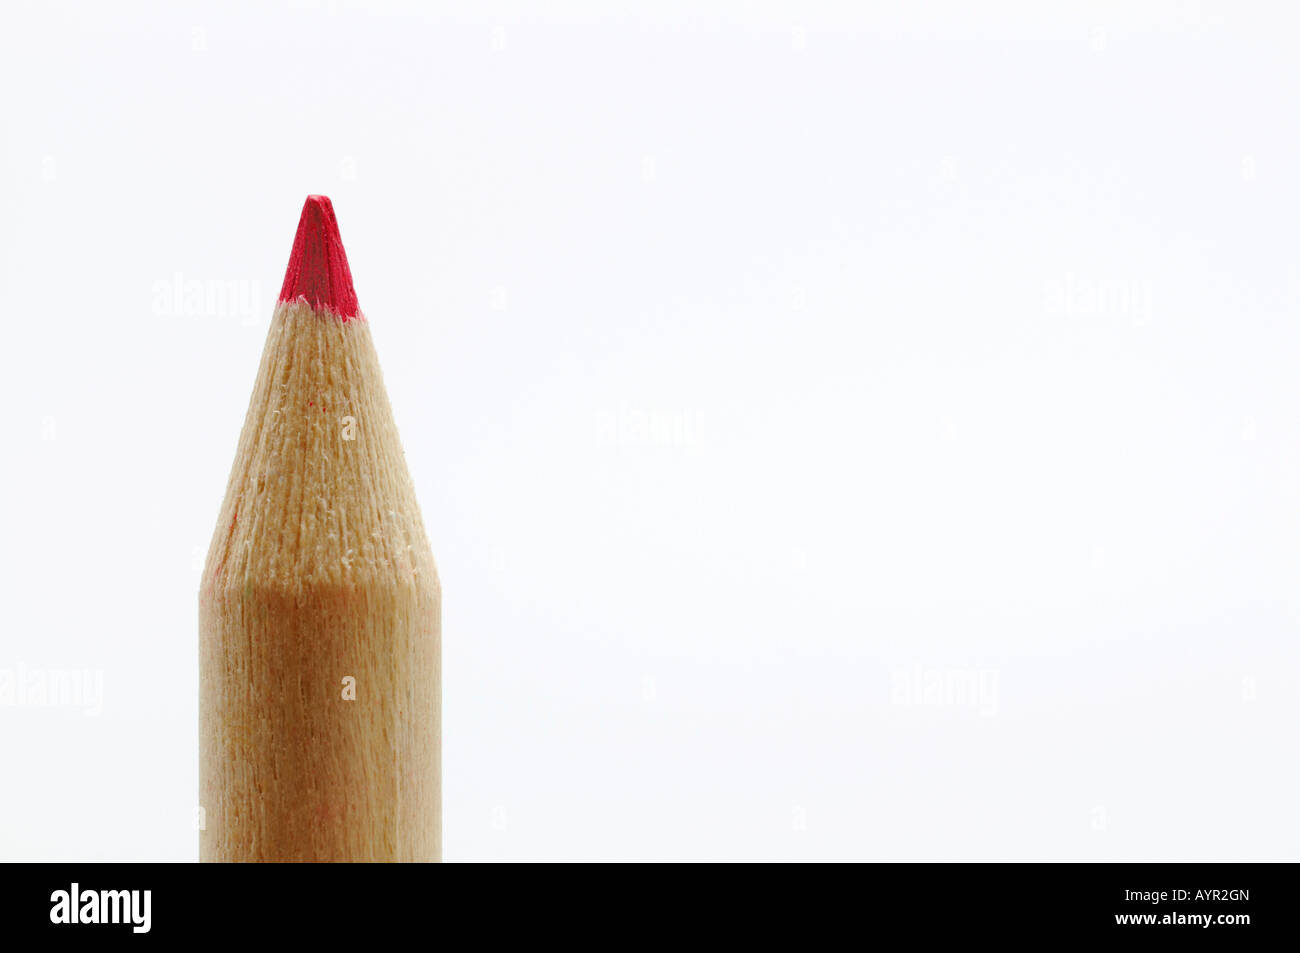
[200,300,440,862]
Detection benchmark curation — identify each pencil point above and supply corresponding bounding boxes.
[278,195,360,319]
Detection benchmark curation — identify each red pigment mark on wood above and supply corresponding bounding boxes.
[209,509,240,588]
[278,195,361,320]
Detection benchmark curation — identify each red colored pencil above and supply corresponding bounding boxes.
[199,196,440,862]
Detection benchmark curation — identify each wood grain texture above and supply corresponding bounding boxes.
[200,300,440,862]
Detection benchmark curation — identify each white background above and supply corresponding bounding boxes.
[1,1,1297,861]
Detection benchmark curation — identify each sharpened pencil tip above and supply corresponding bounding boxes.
[278,195,360,319]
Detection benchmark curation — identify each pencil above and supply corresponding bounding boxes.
[199,196,441,862]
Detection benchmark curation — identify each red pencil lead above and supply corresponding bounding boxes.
[278,195,360,319]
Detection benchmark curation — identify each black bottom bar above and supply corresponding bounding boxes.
[6,862,1284,941]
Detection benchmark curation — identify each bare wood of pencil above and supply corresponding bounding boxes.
[199,196,440,862]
